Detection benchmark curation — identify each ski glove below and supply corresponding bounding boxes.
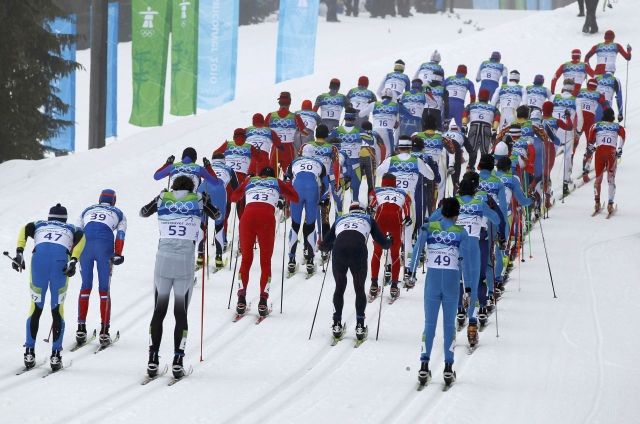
[497,235,507,251]
[211,206,222,221]
[319,198,330,207]
[202,157,211,168]
[627,44,632,53]
[12,250,25,272]
[447,166,455,176]
[341,177,351,191]
[63,258,78,277]
[403,216,413,227]
[563,109,571,118]
[616,148,623,158]
[461,126,468,136]
[112,255,124,266]
[276,198,285,210]
[166,155,175,165]
[618,113,623,122]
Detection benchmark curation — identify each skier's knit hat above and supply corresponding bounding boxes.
[509,70,520,82]
[260,166,276,178]
[562,78,575,92]
[344,107,357,122]
[252,113,265,126]
[411,79,423,89]
[542,101,554,116]
[587,78,598,90]
[604,29,615,41]
[603,108,615,122]
[508,125,522,139]
[301,100,313,110]
[456,64,467,75]
[479,88,490,102]
[441,197,460,219]
[571,48,581,59]
[316,124,329,139]
[397,136,413,149]
[458,179,476,196]
[490,51,501,62]
[361,120,373,131]
[278,91,292,107]
[381,173,396,187]
[182,147,197,163]
[430,50,441,64]
[48,203,68,222]
[478,153,495,171]
[233,128,246,145]
[462,171,480,190]
[99,189,116,206]
[381,88,394,99]
[516,105,529,119]
[494,141,509,158]
[349,202,365,212]
[358,75,369,87]
[496,156,512,172]
[329,78,341,89]
[394,59,406,72]
[595,64,606,75]
[533,74,544,85]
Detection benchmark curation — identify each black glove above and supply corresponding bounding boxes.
[616,148,623,158]
[276,197,285,210]
[112,255,124,266]
[461,126,468,135]
[365,206,375,215]
[63,258,78,277]
[618,113,623,122]
[342,176,352,190]
[319,198,330,207]
[627,43,632,53]
[202,157,211,168]
[403,216,413,227]
[211,206,222,221]
[465,286,471,294]
[385,234,393,246]
[12,250,25,272]
[491,129,497,139]
[498,235,507,251]
[166,155,175,165]
[563,109,571,118]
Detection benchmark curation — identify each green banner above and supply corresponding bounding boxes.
[130,0,171,127]
[171,0,198,116]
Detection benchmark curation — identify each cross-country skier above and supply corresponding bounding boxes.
[75,190,127,347]
[594,65,624,122]
[230,167,299,317]
[444,65,476,128]
[414,50,444,86]
[413,115,452,209]
[541,101,573,207]
[314,78,350,132]
[140,176,220,379]
[319,202,391,343]
[523,74,552,116]
[359,120,382,200]
[347,76,377,128]
[285,153,330,277]
[550,49,595,96]
[329,107,365,203]
[244,114,283,175]
[198,153,239,270]
[463,88,500,171]
[583,108,626,215]
[377,59,411,102]
[584,30,632,75]
[296,100,321,145]
[552,79,582,196]
[12,204,85,371]
[408,197,471,388]
[153,147,219,189]
[368,173,411,301]
[399,79,427,136]
[423,68,447,131]
[266,92,311,175]
[442,121,465,194]
[475,51,508,99]
[491,70,525,129]
[358,89,399,159]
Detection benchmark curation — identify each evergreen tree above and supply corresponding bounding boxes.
[0,1,81,162]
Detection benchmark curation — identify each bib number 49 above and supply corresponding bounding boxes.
[432,254,451,267]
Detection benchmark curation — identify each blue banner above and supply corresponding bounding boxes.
[472,0,500,9]
[539,0,552,10]
[275,0,319,83]
[107,2,119,138]
[45,15,77,153]
[197,0,239,110]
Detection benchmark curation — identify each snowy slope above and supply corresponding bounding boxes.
[1,4,639,424]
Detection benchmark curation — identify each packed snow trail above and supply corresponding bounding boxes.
[1,4,640,424]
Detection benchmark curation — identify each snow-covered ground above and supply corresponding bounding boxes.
[1,4,639,423]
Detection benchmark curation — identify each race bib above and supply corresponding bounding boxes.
[34,225,74,251]
[446,86,465,101]
[159,217,200,241]
[341,143,361,160]
[292,159,322,176]
[404,101,423,118]
[335,216,371,237]
[374,114,395,129]
[385,80,405,94]
[469,109,493,124]
[500,94,520,109]
[225,156,251,173]
[301,116,317,130]
[527,95,544,109]
[595,130,618,147]
[245,186,280,206]
[457,215,481,238]
[83,207,120,230]
[481,68,500,82]
[351,96,369,112]
[376,190,404,208]
[274,128,297,143]
[247,135,271,153]
[427,246,459,270]
[321,105,342,120]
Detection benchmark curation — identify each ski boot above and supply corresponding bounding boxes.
[99,325,111,347]
[418,361,431,386]
[236,295,247,316]
[486,295,495,313]
[76,323,87,345]
[258,297,270,317]
[332,320,344,339]
[321,251,329,265]
[418,250,426,267]
[24,347,36,369]
[462,289,470,309]
[494,283,503,300]
[214,254,224,270]
[287,257,297,275]
[355,322,368,341]
[389,282,400,301]
[467,322,479,347]
[594,200,602,214]
[478,307,488,328]
[172,353,185,379]
[404,270,416,289]
[223,240,228,253]
[456,307,466,330]
[50,350,62,372]
[383,264,391,285]
[607,201,615,215]
[196,254,205,270]
[443,362,456,387]
[369,280,379,300]
[305,257,316,276]
[562,183,570,197]
[147,349,160,377]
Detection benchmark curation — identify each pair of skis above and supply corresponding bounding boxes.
[70,329,120,354]
[232,303,273,325]
[417,372,456,392]
[330,324,368,348]
[141,364,194,386]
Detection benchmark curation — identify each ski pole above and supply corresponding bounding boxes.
[309,251,332,340]
[624,58,629,128]
[3,251,23,271]
[280,215,287,314]
[200,224,206,361]
[376,247,391,341]
[227,243,241,309]
[43,325,53,343]
[561,128,568,203]
[205,220,210,280]
[228,204,237,270]
[538,215,557,299]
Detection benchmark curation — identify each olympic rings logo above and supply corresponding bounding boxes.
[391,161,417,172]
[432,230,456,244]
[173,165,197,173]
[321,97,343,106]
[140,29,154,38]
[164,201,195,214]
[227,147,250,156]
[339,134,360,143]
[375,105,397,114]
[270,119,295,129]
[460,204,480,214]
